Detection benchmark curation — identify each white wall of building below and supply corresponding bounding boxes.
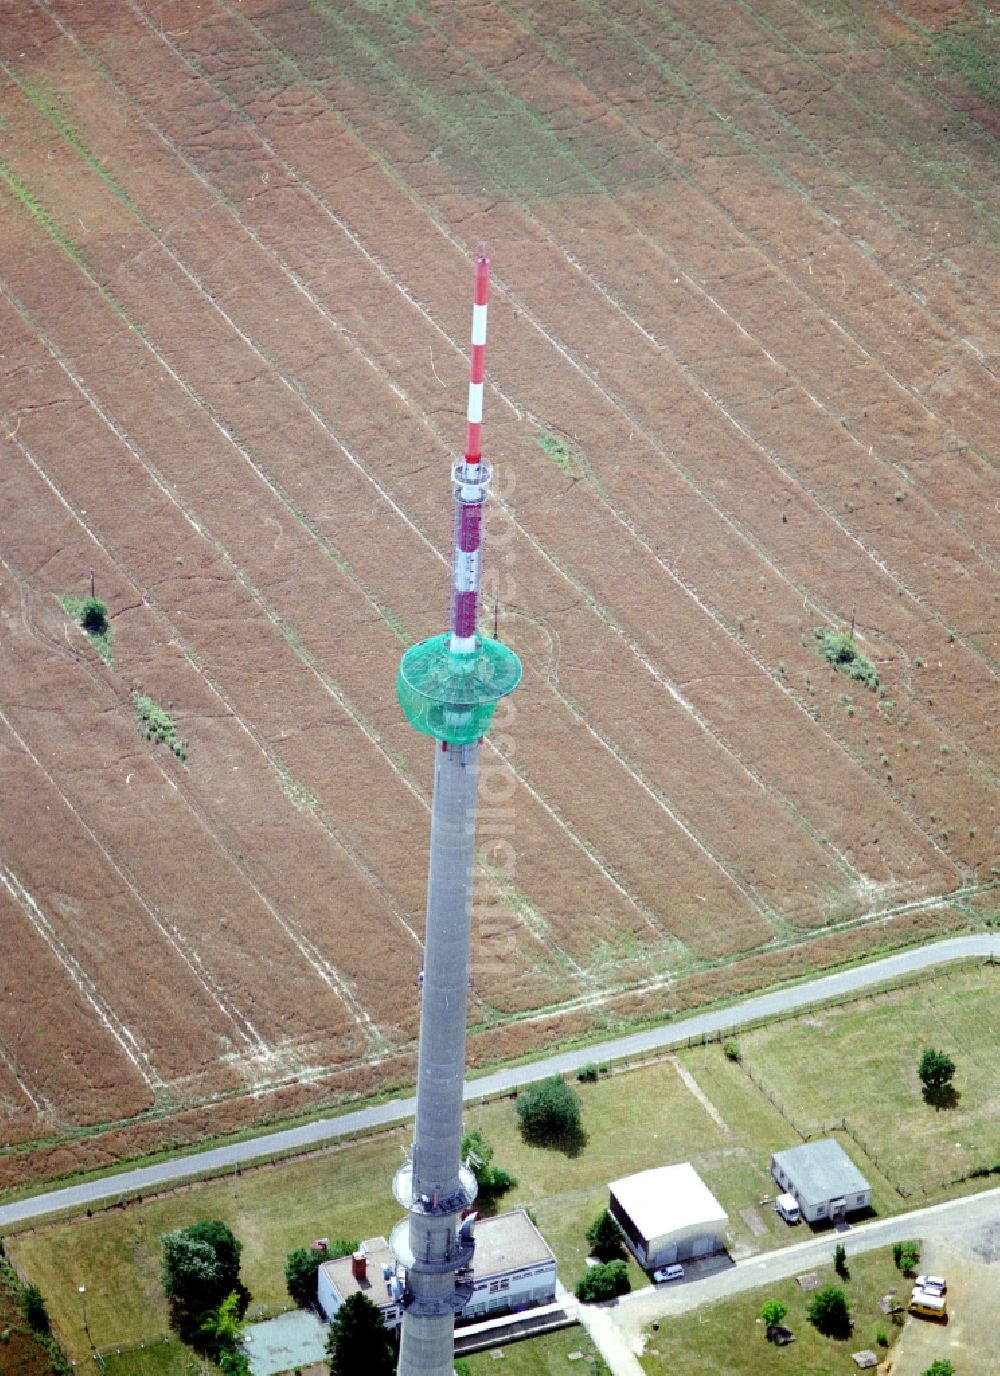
[463,1260,557,1321]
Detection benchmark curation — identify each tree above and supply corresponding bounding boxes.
[80,596,109,635]
[575,1260,630,1303]
[285,1240,358,1307]
[21,1282,50,1334]
[893,1240,920,1275]
[586,1209,626,1263]
[760,1299,787,1327]
[919,1048,956,1101]
[184,1221,242,1297]
[806,1286,851,1337]
[326,1292,395,1376]
[516,1076,582,1145]
[162,1220,245,1341]
[922,1362,954,1376]
[461,1129,517,1198]
[834,1242,848,1278]
[162,1232,226,1312]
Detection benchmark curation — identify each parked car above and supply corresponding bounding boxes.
[915,1274,947,1295]
[653,1264,684,1283]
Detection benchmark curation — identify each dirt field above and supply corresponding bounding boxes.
[0,0,996,1186]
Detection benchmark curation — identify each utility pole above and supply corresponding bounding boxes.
[391,254,521,1376]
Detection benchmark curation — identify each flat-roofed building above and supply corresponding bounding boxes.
[609,1163,728,1270]
[770,1139,871,1224]
[317,1210,556,1330]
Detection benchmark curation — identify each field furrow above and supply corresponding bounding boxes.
[0,0,994,1182]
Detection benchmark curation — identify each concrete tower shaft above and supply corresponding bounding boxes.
[391,742,480,1376]
[391,254,521,1376]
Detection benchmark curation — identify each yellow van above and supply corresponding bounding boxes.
[909,1288,948,1320]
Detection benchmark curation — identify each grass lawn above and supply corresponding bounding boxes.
[461,1328,609,1374]
[9,965,998,1364]
[734,963,1000,1192]
[640,1247,903,1375]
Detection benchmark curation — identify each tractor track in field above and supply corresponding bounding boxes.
[0,424,415,1071]
[103,0,990,889]
[9,0,987,928]
[1,0,996,1177]
[3,24,815,943]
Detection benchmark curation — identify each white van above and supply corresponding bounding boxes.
[775,1193,801,1224]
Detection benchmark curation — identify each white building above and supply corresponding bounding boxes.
[608,1163,728,1269]
[770,1139,872,1224]
[317,1210,556,1330]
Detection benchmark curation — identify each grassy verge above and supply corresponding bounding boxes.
[462,1328,609,1374]
[641,1247,903,1375]
[8,963,999,1361]
[733,962,1000,1192]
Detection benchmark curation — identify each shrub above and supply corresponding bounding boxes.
[922,1362,954,1376]
[577,1063,599,1082]
[80,597,109,635]
[461,1129,517,1198]
[515,1075,582,1145]
[814,626,879,691]
[575,1260,630,1303]
[586,1209,626,1263]
[760,1299,787,1327]
[723,1041,742,1062]
[21,1284,49,1335]
[834,1242,848,1277]
[806,1285,850,1337]
[893,1240,920,1275]
[918,1048,956,1094]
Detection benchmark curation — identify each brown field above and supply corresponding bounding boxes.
[0,0,996,1187]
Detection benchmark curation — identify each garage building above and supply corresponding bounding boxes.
[608,1163,728,1270]
[770,1138,872,1224]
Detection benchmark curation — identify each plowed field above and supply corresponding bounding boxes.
[0,0,996,1188]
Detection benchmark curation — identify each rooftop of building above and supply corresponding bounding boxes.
[772,1138,871,1205]
[320,1210,555,1307]
[609,1162,727,1238]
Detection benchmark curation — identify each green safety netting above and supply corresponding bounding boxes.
[397,633,522,744]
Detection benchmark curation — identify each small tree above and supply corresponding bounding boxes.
[575,1260,630,1303]
[834,1242,848,1278]
[162,1232,226,1312]
[21,1283,50,1334]
[80,596,109,635]
[586,1208,626,1263]
[922,1362,954,1376]
[760,1299,787,1327]
[919,1048,956,1097]
[806,1285,850,1337]
[461,1129,517,1198]
[285,1240,358,1307]
[516,1076,582,1145]
[893,1240,920,1275]
[326,1291,395,1376]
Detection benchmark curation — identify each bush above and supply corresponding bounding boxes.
[575,1260,630,1303]
[892,1240,920,1275]
[723,1041,742,1062]
[922,1362,954,1376]
[285,1239,357,1306]
[760,1299,787,1327]
[516,1075,582,1145]
[834,1242,848,1277]
[21,1284,49,1335]
[461,1129,517,1198]
[80,597,109,635]
[586,1209,626,1263]
[577,1063,599,1082]
[918,1048,956,1094]
[806,1285,851,1337]
[814,626,879,690]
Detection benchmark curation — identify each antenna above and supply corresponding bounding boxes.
[391,255,523,1376]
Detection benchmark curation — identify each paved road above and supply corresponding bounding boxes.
[1,932,996,1229]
